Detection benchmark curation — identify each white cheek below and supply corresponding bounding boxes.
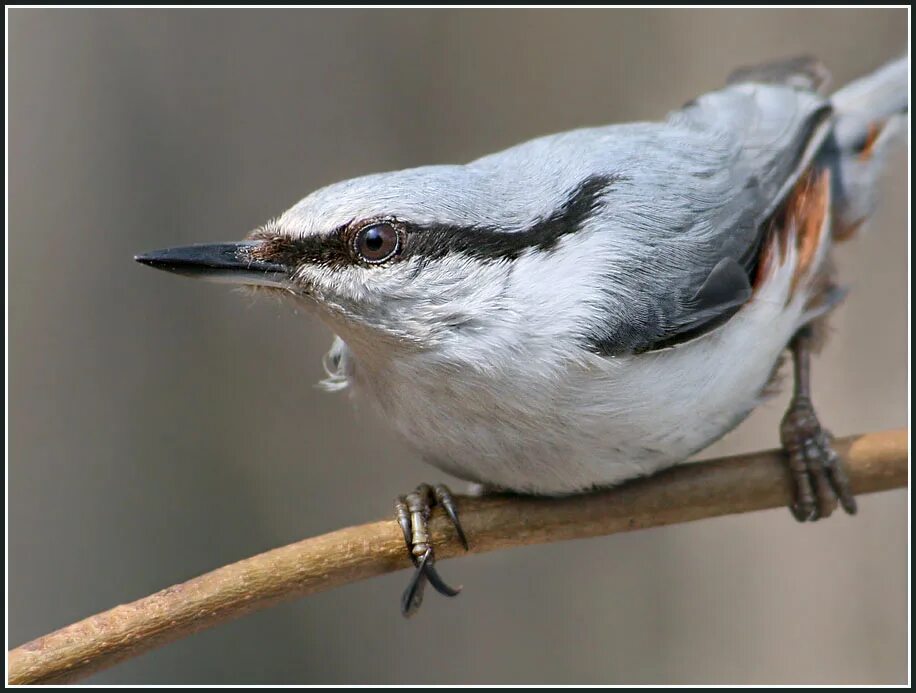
[293,263,374,303]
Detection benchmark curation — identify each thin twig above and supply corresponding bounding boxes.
[8,429,908,684]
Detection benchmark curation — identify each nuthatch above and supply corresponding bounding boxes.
[137,55,908,616]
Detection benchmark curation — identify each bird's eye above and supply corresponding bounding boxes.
[353,222,401,264]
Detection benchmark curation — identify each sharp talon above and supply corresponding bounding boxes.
[791,503,816,522]
[822,443,858,516]
[401,555,430,618]
[452,518,469,552]
[423,555,462,597]
[840,495,858,515]
[809,467,837,520]
[815,488,837,519]
[394,481,468,615]
[395,497,415,565]
[435,484,469,551]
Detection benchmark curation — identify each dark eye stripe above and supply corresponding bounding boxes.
[249,228,353,269]
[248,174,620,269]
[401,174,621,263]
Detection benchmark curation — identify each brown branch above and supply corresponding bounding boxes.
[8,428,908,684]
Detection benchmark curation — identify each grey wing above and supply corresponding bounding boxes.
[591,60,834,355]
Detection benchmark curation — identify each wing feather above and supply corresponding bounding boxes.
[591,62,835,355]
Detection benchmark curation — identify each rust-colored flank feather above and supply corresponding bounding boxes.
[858,121,884,161]
[790,168,831,293]
[754,168,832,301]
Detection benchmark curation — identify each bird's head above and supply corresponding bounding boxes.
[136,162,616,363]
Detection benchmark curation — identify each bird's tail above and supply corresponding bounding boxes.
[824,56,908,239]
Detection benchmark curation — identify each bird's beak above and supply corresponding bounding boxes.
[134,241,291,288]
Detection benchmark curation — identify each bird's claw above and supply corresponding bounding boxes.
[395,483,468,617]
[781,398,857,521]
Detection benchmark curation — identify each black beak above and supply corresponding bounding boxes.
[134,242,290,287]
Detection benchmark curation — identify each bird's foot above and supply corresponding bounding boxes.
[780,397,857,521]
[395,483,468,617]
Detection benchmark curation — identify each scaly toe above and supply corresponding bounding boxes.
[394,483,466,617]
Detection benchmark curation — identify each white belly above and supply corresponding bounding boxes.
[343,241,814,495]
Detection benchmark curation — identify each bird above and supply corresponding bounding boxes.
[136,55,908,617]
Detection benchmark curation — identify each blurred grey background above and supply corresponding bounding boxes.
[8,8,908,685]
